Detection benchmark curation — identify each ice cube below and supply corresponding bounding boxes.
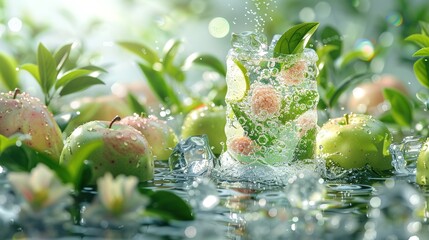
[168,135,218,177]
[231,31,268,55]
[389,136,425,175]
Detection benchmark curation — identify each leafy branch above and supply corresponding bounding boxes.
[20,43,106,106]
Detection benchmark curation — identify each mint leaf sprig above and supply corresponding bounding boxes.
[21,43,106,106]
[274,22,319,56]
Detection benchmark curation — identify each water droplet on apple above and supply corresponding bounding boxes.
[124,142,128,146]
[131,135,137,141]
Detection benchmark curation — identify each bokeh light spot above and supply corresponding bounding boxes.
[299,7,315,22]
[7,17,22,32]
[386,12,403,27]
[355,38,375,60]
[208,17,230,38]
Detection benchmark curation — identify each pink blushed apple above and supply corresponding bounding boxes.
[0,89,64,160]
[120,114,179,161]
[60,116,154,184]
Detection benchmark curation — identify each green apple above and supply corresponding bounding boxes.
[60,116,154,184]
[0,89,63,160]
[316,113,393,171]
[416,138,429,185]
[120,114,179,161]
[181,105,227,155]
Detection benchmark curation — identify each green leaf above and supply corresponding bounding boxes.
[413,47,429,57]
[274,22,319,56]
[320,26,342,59]
[0,52,19,90]
[54,112,79,132]
[81,65,107,73]
[20,63,40,84]
[55,69,94,89]
[63,140,102,189]
[54,43,73,72]
[338,50,370,68]
[0,134,71,183]
[37,43,58,95]
[182,53,226,76]
[383,88,413,126]
[162,39,182,68]
[145,190,194,221]
[329,73,372,107]
[420,21,429,36]
[137,63,181,109]
[405,34,429,48]
[414,57,429,88]
[127,92,147,116]
[59,76,104,96]
[117,41,159,64]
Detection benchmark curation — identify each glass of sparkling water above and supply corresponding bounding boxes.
[222,32,319,165]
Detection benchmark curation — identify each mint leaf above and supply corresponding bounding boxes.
[274,22,319,56]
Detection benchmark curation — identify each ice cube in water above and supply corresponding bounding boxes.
[168,135,217,177]
[231,31,268,55]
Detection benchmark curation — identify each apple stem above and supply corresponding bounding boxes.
[140,112,147,118]
[109,115,121,128]
[344,113,350,125]
[13,88,21,99]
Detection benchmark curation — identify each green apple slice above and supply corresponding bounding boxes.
[225,59,250,103]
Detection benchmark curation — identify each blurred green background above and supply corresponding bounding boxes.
[0,0,428,123]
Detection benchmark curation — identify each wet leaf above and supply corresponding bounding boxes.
[383,88,413,127]
[0,52,19,90]
[117,41,159,64]
[37,43,58,95]
[414,57,429,88]
[274,22,319,55]
[59,76,104,96]
[183,53,226,76]
[145,190,194,221]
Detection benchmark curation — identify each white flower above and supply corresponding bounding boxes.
[85,173,149,220]
[7,164,72,212]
